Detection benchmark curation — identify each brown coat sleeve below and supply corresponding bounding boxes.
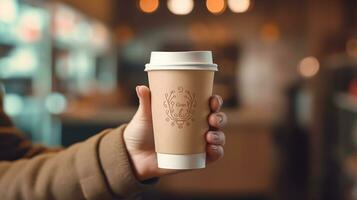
[0,93,153,199]
[0,117,60,161]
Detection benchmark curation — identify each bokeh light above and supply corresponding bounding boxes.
[11,49,37,72]
[45,93,67,114]
[115,25,134,43]
[346,38,357,58]
[0,0,17,23]
[4,94,23,116]
[260,22,280,43]
[228,0,250,13]
[298,56,320,78]
[206,0,226,15]
[167,0,194,15]
[138,0,159,13]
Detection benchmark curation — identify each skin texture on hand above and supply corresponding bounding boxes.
[124,85,227,181]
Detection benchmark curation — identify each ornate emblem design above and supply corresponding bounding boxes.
[163,86,197,129]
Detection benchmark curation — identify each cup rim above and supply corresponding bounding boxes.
[144,63,218,71]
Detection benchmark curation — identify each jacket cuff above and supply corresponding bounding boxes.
[98,124,157,198]
[75,129,114,200]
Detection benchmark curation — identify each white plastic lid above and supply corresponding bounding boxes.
[145,51,218,71]
[157,153,206,169]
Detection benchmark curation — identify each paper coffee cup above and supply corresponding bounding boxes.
[145,51,218,169]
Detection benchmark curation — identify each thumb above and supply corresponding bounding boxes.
[133,85,152,122]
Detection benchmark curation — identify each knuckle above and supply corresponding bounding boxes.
[219,132,226,145]
[209,145,218,151]
[209,131,221,142]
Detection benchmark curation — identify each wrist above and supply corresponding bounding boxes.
[126,151,157,181]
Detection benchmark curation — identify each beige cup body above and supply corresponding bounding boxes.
[148,70,214,155]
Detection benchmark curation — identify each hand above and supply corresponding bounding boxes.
[123,85,227,181]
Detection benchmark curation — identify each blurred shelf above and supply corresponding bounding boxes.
[0,43,13,57]
[0,38,18,46]
[325,53,357,69]
[335,93,357,113]
[60,106,136,125]
[60,106,278,128]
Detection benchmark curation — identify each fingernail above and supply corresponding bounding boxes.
[136,86,141,99]
[215,95,223,107]
[213,133,220,142]
[216,114,223,124]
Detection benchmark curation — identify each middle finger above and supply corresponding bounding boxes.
[208,112,227,129]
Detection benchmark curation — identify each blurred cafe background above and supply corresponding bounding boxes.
[0,0,356,199]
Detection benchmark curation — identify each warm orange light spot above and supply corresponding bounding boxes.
[298,56,320,78]
[139,0,159,13]
[115,25,134,43]
[260,22,280,43]
[206,0,226,15]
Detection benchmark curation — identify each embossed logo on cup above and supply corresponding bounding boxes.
[163,86,197,129]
